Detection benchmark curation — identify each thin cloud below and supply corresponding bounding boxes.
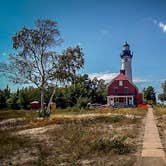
[88,72,118,83]
[2,52,7,57]
[88,72,148,83]
[100,29,110,36]
[151,19,166,33]
[77,42,83,46]
[159,22,166,33]
[133,77,148,83]
[0,52,8,63]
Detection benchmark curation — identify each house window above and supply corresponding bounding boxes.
[114,87,118,94]
[119,80,123,86]
[124,87,128,94]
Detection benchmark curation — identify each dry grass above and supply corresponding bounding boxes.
[0,109,145,166]
[153,106,166,155]
[0,108,146,133]
[0,109,37,120]
[52,107,146,116]
[154,106,166,116]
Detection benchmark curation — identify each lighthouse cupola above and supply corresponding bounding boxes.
[120,42,133,82]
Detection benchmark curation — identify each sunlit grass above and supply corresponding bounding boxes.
[0,109,38,120]
[51,107,147,116]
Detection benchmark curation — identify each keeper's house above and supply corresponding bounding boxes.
[107,42,143,107]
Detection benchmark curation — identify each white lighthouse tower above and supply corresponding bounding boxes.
[120,42,133,82]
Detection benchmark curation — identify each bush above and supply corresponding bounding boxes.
[38,108,50,118]
[92,135,133,155]
[76,97,90,109]
[110,135,131,154]
[92,137,112,153]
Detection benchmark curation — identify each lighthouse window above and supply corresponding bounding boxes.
[125,58,128,62]
[119,80,123,86]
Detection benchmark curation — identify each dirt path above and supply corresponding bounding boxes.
[16,113,138,136]
[141,107,166,166]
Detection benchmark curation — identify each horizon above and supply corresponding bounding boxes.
[0,0,166,95]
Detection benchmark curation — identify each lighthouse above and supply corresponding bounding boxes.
[107,42,143,107]
[120,42,133,82]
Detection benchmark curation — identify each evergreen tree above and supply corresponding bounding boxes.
[143,86,156,104]
[158,81,166,103]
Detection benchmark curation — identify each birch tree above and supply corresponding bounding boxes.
[0,19,62,113]
[46,46,84,112]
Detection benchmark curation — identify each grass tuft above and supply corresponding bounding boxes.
[92,135,134,155]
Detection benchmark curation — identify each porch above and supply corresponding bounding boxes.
[107,95,134,107]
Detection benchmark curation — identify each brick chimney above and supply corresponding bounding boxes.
[120,70,125,75]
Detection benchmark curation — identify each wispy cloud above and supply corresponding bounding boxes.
[2,52,7,57]
[88,72,148,83]
[100,29,110,36]
[77,42,83,46]
[89,72,118,83]
[133,77,148,83]
[152,19,166,33]
[159,22,166,33]
[147,18,166,33]
[0,52,8,63]
[88,71,166,95]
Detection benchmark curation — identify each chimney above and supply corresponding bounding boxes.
[120,70,125,75]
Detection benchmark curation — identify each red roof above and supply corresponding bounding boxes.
[107,71,138,91]
[113,72,129,81]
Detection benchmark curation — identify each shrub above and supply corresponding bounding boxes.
[76,97,90,109]
[92,135,133,155]
[38,108,50,118]
[110,135,131,154]
[92,137,112,153]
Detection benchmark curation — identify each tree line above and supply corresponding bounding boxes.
[0,75,106,110]
[1,78,166,110]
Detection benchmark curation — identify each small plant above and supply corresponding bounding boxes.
[92,135,133,155]
[76,97,90,109]
[110,135,131,154]
[92,137,113,153]
[38,108,50,118]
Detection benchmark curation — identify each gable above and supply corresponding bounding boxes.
[107,72,138,91]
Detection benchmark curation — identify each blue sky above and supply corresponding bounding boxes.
[0,0,166,94]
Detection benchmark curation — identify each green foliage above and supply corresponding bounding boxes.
[158,80,166,102]
[76,97,90,109]
[143,86,156,104]
[0,74,107,110]
[0,86,10,109]
[6,92,20,110]
[38,108,50,118]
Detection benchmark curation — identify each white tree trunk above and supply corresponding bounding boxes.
[47,88,56,113]
[40,88,45,112]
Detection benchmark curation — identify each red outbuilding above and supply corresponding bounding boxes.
[107,70,143,107]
